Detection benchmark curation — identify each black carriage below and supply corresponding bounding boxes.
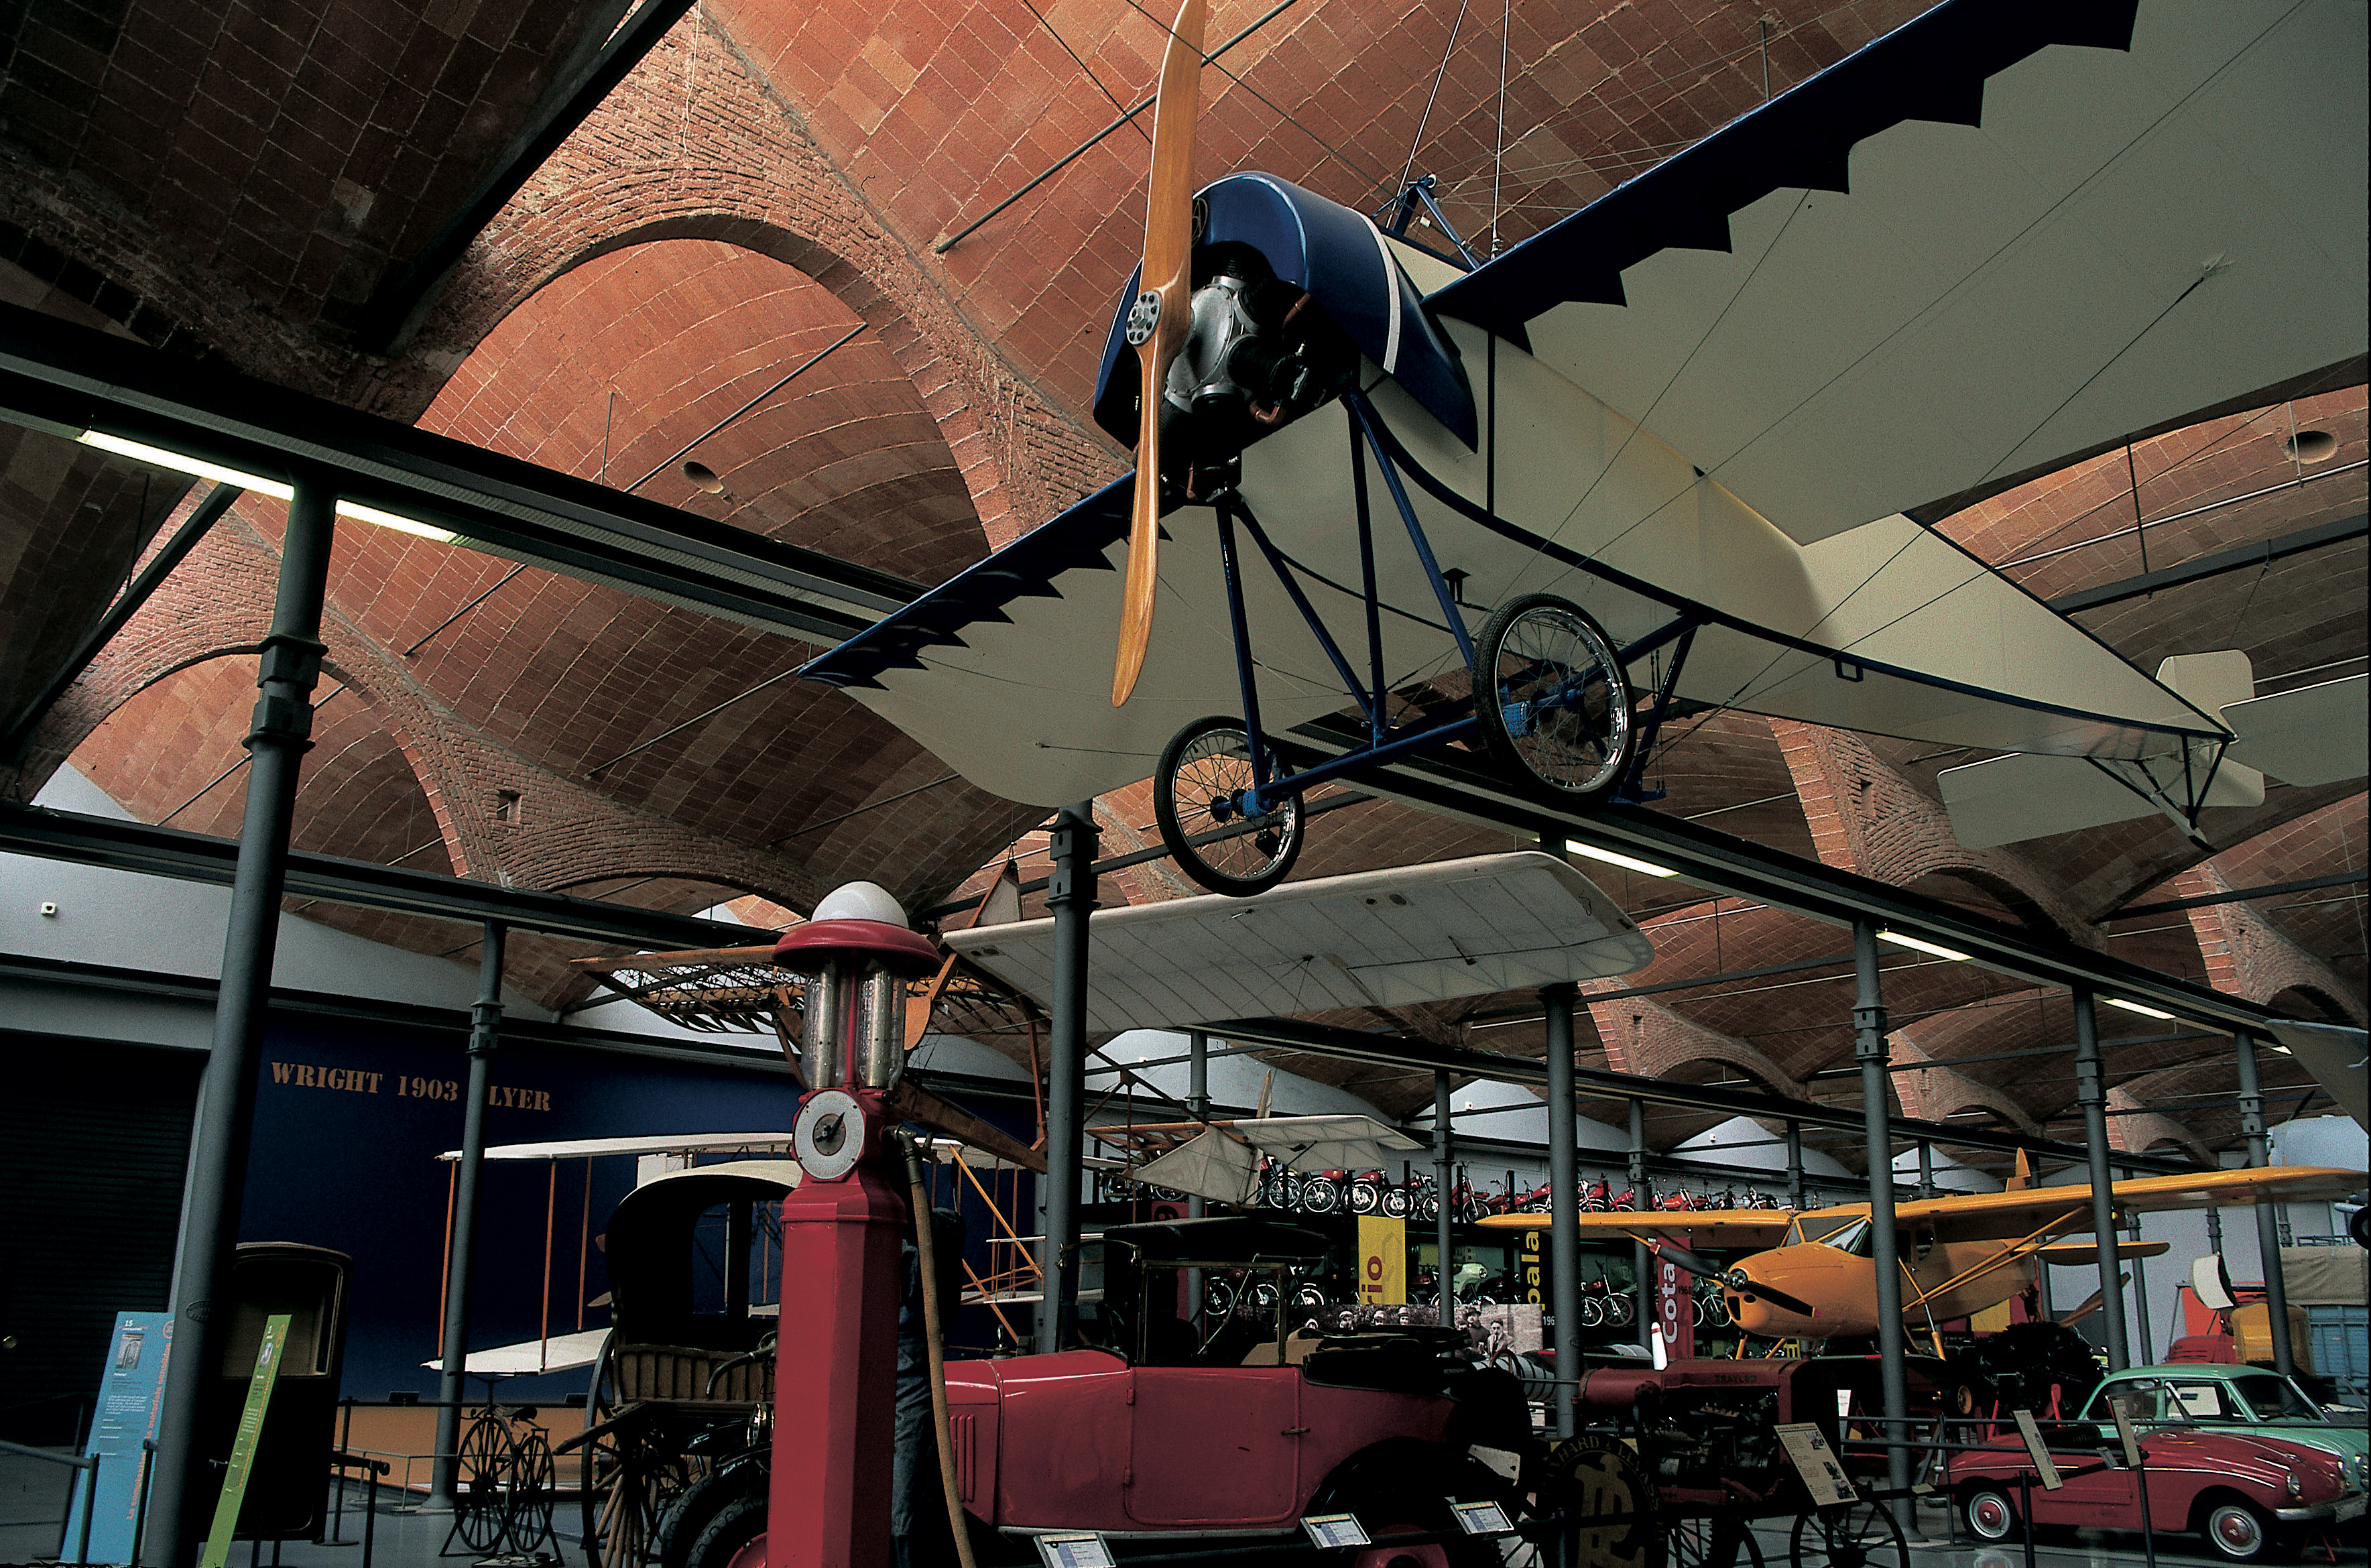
[558,1160,794,1568]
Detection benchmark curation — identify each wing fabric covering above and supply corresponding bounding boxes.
[1433,0,2368,544]
[802,0,2364,810]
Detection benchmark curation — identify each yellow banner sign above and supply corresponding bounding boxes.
[1357,1215,1406,1305]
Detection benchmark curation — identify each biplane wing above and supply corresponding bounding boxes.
[802,0,2364,811]
[1123,1113,1424,1206]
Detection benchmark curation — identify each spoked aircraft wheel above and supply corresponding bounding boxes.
[1787,1499,1908,1568]
[1154,716,1304,896]
[1471,594,1632,800]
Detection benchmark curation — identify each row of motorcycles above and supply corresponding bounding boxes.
[1195,1270,1738,1329]
[1128,1161,1802,1223]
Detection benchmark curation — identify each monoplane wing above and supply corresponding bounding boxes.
[1900,1165,2368,1242]
[1427,0,2367,544]
[1475,1210,1799,1250]
[802,0,2363,811]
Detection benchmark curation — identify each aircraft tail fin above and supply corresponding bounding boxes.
[1938,650,2271,849]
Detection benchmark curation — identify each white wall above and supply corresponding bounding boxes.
[3,766,553,1038]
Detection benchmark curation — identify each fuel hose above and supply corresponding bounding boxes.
[900,1130,979,1568]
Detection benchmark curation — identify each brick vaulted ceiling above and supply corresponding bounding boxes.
[0,0,2361,1174]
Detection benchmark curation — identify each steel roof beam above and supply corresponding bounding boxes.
[0,802,767,951]
[0,304,922,645]
[1207,1010,2195,1174]
[1276,715,2298,1036]
[2046,511,2366,615]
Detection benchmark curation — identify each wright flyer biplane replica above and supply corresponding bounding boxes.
[802,0,2368,894]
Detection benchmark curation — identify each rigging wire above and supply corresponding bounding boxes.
[1398,0,1475,200]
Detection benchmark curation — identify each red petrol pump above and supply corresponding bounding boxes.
[749,882,940,1568]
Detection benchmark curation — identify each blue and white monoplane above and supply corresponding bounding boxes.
[806,0,2368,894]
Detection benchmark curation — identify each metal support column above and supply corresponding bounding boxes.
[1853,921,1912,1516]
[1919,1141,1936,1199]
[1186,1028,1209,1319]
[1433,1072,1455,1308]
[1786,1120,1804,1211]
[429,922,505,1509]
[1035,801,1097,1354]
[145,481,335,1568]
[2129,1212,2154,1364]
[1542,983,1581,1438]
[1628,1099,1650,1336]
[2234,1031,2295,1375]
[2072,987,2131,1370]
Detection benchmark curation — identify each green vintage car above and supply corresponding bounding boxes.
[2080,1364,2371,1494]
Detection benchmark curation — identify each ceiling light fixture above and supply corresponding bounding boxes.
[1563,839,1677,879]
[78,431,456,542]
[1878,928,1972,962]
[2103,997,2175,1020]
[78,430,292,498]
[334,499,458,544]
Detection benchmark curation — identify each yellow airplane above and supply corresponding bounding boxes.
[1479,1164,2368,1341]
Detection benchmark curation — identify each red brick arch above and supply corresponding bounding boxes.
[1768,718,2095,941]
[409,11,1120,549]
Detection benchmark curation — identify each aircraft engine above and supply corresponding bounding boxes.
[1155,245,1355,498]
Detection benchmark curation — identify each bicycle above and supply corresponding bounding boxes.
[450,1395,558,1558]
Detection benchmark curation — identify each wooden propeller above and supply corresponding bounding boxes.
[1111,0,1208,707]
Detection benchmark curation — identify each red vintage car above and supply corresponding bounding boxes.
[940,1217,1536,1563]
[1944,1410,2365,1562]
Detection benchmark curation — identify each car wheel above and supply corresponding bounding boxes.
[656,1467,762,1568]
[2200,1500,2282,1562]
[1315,1445,1498,1568]
[1962,1488,2018,1544]
[683,1495,764,1568]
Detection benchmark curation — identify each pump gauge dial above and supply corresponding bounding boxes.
[792,1088,866,1180]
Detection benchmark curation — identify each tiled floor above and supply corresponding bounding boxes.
[5,1453,2363,1568]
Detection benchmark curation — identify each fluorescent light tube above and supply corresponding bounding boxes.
[78,431,292,498]
[78,434,457,542]
[1564,839,1677,878]
[336,499,457,543]
[1878,929,1972,962]
[2103,998,2175,1020]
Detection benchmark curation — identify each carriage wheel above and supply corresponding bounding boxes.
[1667,1515,1767,1567]
[1786,1500,1908,1568]
[583,1421,680,1568]
[1154,717,1304,896]
[1471,594,1632,800]
[510,1430,558,1551]
[454,1412,513,1553]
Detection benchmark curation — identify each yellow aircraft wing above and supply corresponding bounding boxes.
[1474,1169,2363,1250]
[1898,1166,2367,1243]
[1475,1210,1799,1249]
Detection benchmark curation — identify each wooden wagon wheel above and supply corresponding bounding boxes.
[581,1413,679,1568]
